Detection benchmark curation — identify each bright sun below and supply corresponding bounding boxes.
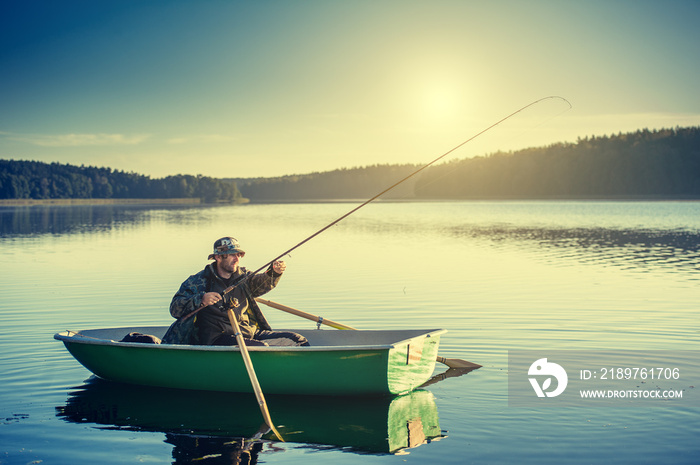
[421,84,462,121]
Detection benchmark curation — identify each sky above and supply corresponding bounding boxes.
[1,0,699,179]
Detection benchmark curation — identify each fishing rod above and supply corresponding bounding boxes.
[224,95,571,290]
[174,96,570,314]
[178,97,569,439]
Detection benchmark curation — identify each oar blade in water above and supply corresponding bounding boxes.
[436,356,482,369]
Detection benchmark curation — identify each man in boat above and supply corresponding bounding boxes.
[166,237,309,347]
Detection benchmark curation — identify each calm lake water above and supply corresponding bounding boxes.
[1,201,698,464]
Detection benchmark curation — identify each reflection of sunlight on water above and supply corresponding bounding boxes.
[1,201,699,465]
[3,201,699,351]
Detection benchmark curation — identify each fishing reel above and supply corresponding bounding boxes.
[215,291,240,311]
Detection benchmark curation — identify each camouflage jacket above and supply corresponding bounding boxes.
[163,264,280,344]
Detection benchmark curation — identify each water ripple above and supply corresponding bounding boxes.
[447,224,700,274]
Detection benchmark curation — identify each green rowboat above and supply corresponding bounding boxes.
[55,327,446,396]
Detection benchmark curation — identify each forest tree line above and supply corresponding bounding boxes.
[234,164,420,201]
[0,160,244,203]
[2,127,699,202]
[236,126,700,200]
[413,127,700,199]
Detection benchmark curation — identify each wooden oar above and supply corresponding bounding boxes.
[255,298,356,330]
[254,298,482,369]
[225,309,284,442]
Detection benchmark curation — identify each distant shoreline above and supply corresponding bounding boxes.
[246,195,700,203]
[0,198,205,206]
[1,196,697,207]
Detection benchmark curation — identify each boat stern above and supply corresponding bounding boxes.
[386,329,445,395]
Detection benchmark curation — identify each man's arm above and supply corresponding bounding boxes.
[247,261,285,297]
[170,272,207,318]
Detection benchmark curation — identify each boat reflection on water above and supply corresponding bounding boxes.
[56,376,449,460]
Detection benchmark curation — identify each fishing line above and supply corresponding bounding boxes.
[192,96,571,314]
[405,97,573,197]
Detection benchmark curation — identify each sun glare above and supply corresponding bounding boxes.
[421,84,462,121]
